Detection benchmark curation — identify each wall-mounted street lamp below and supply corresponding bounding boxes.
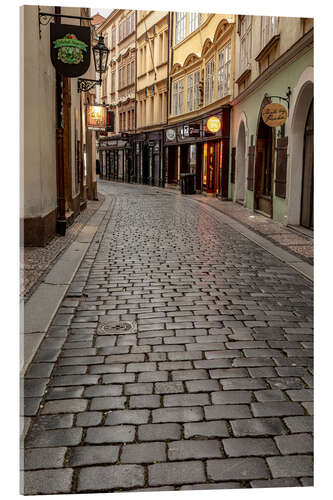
[78,35,110,92]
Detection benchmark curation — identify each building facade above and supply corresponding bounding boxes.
[22,5,97,246]
[134,10,169,186]
[231,15,314,228]
[166,12,235,196]
[97,9,136,183]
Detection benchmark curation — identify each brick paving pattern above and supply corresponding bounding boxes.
[22,195,105,301]
[22,182,313,494]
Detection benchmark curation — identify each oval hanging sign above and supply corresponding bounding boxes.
[262,103,288,127]
[207,116,221,133]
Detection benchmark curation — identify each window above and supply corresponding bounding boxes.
[172,78,184,115]
[187,70,200,112]
[205,58,215,105]
[261,16,279,48]
[217,43,231,98]
[175,12,186,44]
[111,27,116,48]
[189,12,201,34]
[240,16,251,72]
[119,19,127,42]
[127,63,131,86]
[224,44,231,96]
[131,61,135,84]
[111,71,115,93]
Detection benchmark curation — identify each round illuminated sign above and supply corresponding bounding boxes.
[166,129,176,141]
[207,116,221,133]
[262,103,287,127]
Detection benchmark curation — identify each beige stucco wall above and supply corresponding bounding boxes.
[22,5,57,219]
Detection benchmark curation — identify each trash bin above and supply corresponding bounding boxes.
[180,173,195,195]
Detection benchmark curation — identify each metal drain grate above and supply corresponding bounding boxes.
[97,319,137,335]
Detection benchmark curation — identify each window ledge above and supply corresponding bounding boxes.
[255,34,280,62]
[235,66,251,85]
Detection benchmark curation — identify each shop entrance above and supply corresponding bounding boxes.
[254,118,273,216]
[203,141,219,195]
[167,146,178,186]
[301,99,314,229]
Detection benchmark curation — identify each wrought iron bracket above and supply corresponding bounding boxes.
[38,7,92,39]
[264,87,292,113]
[78,78,102,93]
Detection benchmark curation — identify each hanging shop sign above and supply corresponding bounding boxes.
[50,23,91,77]
[262,103,287,127]
[206,116,221,133]
[166,129,176,141]
[87,105,107,130]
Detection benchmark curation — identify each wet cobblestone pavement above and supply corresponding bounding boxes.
[22,181,313,495]
[22,195,105,302]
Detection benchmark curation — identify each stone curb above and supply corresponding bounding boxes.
[21,193,113,375]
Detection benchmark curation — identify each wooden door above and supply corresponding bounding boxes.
[301,100,314,229]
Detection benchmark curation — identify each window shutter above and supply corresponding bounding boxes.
[275,136,288,198]
[247,145,255,191]
[231,147,236,184]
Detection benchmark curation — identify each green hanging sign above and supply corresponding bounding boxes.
[50,23,91,77]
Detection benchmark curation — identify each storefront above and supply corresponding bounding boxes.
[164,107,231,197]
[133,130,164,187]
[98,137,130,183]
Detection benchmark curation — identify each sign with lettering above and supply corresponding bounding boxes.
[207,116,221,133]
[87,105,107,130]
[50,23,91,77]
[262,103,287,127]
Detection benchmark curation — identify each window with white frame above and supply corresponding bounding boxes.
[205,58,215,105]
[111,27,116,48]
[173,78,184,115]
[189,12,201,34]
[111,71,115,93]
[175,12,186,44]
[131,61,135,85]
[261,16,279,48]
[224,43,231,96]
[187,70,200,112]
[217,43,231,98]
[240,15,251,72]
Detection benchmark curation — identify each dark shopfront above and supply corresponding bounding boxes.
[164,107,231,197]
[98,137,133,183]
[133,130,164,187]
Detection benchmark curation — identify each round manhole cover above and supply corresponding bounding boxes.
[97,319,137,335]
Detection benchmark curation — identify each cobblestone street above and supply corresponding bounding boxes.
[22,181,313,495]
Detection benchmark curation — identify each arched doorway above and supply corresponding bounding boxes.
[300,99,314,229]
[286,66,314,227]
[254,114,274,217]
[236,120,246,203]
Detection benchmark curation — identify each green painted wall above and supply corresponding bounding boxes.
[231,48,313,223]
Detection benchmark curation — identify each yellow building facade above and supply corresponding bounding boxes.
[134,10,169,185]
[165,12,235,195]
